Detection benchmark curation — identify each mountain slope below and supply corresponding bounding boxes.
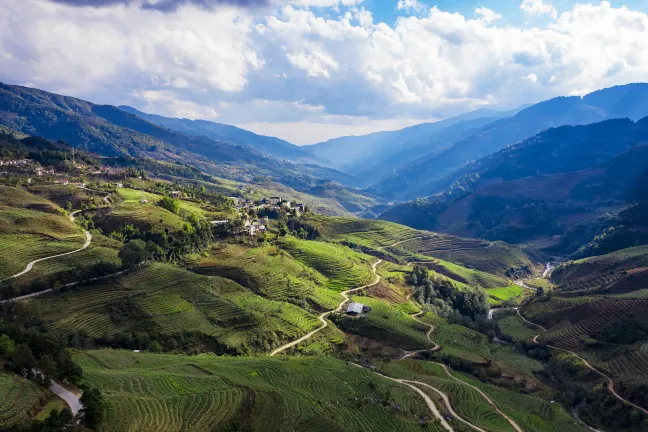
[376,83,648,200]
[119,105,319,164]
[306,108,517,181]
[0,83,362,189]
[380,116,648,254]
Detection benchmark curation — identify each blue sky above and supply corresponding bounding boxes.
[1,0,648,143]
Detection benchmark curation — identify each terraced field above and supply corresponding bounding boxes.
[281,238,375,291]
[392,235,531,276]
[424,258,510,289]
[552,245,648,286]
[6,234,121,289]
[485,285,526,305]
[430,319,544,377]
[304,215,426,249]
[496,313,538,341]
[0,373,49,427]
[337,295,434,350]
[73,349,443,432]
[29,184,101,208]
[538,298,648,350]
[376,360,588,432]
[0,186,86,280]
[95,188,187,233]
[190,244,340,311]
[34,263,322,354]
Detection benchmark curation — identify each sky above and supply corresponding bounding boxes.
[1,0,648,144]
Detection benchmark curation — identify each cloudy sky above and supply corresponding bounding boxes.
[1,0,648,144]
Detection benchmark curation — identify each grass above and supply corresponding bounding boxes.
[336,296,434,350]
[496,313,538,341]
[33,263,322,355]
[396,235,531,276]
[281,237,376,291]
[375,360,589,432]
[34,396,68,421]
[189,244,340,312]
[73,349,444,432]
[305,215,427,249]
[0,186,86,280]
[485,285,526,305]
[0,372,49,427]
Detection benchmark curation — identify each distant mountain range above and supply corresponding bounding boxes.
[380,115,648,257]
[0,83,357,190]
[306,107,523,184]
[374,83,648,200]
[119,106,321,164]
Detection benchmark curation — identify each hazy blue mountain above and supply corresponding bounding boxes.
[305,107,519,179]
[119,106,320,164]
[375,83,648,200]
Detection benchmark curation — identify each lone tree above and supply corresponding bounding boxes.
[119,239,150,268]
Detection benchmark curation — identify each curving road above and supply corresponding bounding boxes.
[521,310,648,416]
[49,381,82,416]
[270,259,384,356]
[271,235,432,356]
[0,187,111,284]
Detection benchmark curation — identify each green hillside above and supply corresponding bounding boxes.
[73,349,442,432]
[33,263,322,355]
[0,185,86,280]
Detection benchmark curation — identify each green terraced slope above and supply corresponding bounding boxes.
[73,349,444,432]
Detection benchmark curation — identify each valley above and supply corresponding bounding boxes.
[1,81,648,432]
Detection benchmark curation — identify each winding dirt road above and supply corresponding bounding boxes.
[520,310,648,416]
[49,381,82,416]
[270,259,384,356]
[0,187,111,284]
[271,234,524,432]
[271,235,432,356]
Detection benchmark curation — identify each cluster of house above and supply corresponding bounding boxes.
[0,159,30,167]
[55,179,86,187]
[211,216,268,236]
[35,167,56,176]
[230,195,306,214]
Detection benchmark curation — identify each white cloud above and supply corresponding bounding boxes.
[396,0,427,14]
[474,7,502,24]
[2,0,648,144]
[521,0,558,19]
[287,48,339,78]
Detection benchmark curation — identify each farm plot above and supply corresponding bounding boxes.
[303,215,426,249]
[395,235,531,276]
[431,320,544,377]
[486,285,526,305]
[336,296,433,350]
[0,373,49,427]
[190,244,339,311]
[35,263,322,354]
[378,360,513,432]
[281,238,375,291]
[0,186,86,280]
[73,350,443,432]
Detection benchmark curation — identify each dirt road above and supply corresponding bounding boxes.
[521,310,648,416]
